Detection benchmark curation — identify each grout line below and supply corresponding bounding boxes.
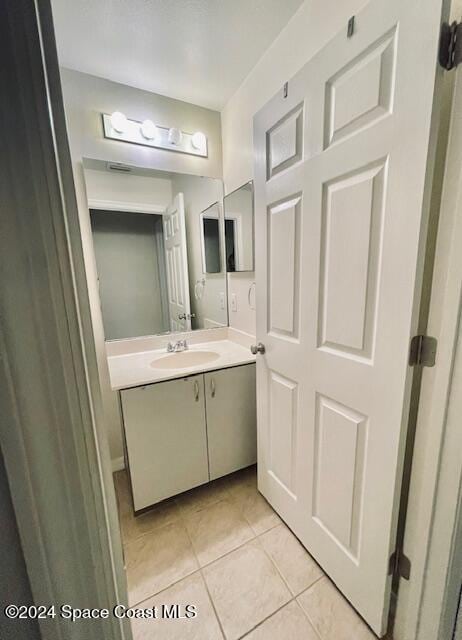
[121,512,187,548]
[199,567,227,640]
[129,566,199,608]
[256,534,295,597]
[126,510,261,608]
[118,467,342,640]
[296,578,329,640]
[193,527,257,572]
[125,517,259,607]
[182,513,226,639]
[247,517,281,537]
[292,599,324,640]
[124,469,285,607]
[255,525,327,599]
[181,507,204,575]
[235,597,295,640]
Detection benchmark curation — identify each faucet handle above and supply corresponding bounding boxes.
[167,341,175,352]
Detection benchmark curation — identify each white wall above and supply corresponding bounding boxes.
[221,0,369,337]
[61,68,223,462]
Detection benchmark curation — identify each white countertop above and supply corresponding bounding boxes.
[107,339,256,390]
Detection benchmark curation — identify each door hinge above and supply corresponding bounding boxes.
[409,335,437,367]
[389,549,411,581]
[439,21,462,70]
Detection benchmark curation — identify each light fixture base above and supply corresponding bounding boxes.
[102,114,208,157]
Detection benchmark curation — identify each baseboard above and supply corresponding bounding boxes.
[111,456,125,473]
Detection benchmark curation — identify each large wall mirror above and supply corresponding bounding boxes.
[84,158,227,340]
[224,181,254,272]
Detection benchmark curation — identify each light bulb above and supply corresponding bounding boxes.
[168,127,182,145]
[110,111,127,133]
[191,131,206,150]
[140,119,158,140]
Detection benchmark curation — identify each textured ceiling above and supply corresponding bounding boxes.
[51,0,304,111]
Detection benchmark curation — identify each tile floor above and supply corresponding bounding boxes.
[114,465,378,640]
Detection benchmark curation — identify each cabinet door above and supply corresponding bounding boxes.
[121,375,209,511]
[205,364,257,480]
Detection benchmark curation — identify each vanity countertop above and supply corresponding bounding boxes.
[108,339,256,390]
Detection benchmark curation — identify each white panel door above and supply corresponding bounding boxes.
[163,192,191,332]
[254,0,444,635]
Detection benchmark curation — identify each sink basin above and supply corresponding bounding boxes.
[150,350,220,370]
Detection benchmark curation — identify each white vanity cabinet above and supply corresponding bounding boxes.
[121,374,209,511]
[120,363,256,511]
[205,364,257,480]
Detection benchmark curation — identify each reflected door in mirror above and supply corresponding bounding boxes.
[163,193,191,332]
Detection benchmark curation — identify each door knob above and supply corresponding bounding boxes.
[250,342,266,355]
[178,313,186,320]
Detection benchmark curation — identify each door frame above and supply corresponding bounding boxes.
[0,1,130,638]
[394,62,462,640]
[88,198,166,215]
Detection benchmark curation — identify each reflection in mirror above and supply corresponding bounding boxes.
[224,181,254,272]
[84,159,227,340]
[201,203,222,274]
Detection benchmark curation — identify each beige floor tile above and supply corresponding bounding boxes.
[175,477,231,516]
[202,539,291,640]
[243,601,319,640]
[121,498,181,544]
[297,576,376,640]
[131,572,223,640]
[228,476,281,535]
[126,522,198,605]
[184,498,254,566]
[259,524,323,595]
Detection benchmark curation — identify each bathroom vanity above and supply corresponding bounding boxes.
[108,338,256,512]
[87,160,258,513]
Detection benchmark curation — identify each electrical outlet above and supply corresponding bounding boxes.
[219,292,225,310]
[231,293,237,312]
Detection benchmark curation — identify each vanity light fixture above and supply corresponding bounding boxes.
[110,111,127,133]
[168,127,182,145]
[191,131,206,151]
[102,113,208,157]
[140,119,158,140]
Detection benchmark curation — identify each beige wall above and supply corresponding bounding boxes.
[221,0,369,336]
[84,167,173,209]
[61,68,223,178]
[61,69,223,463]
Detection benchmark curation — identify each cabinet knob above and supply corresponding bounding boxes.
[194,380,200,401]
[250,342,266,355]
[211,378,216,398]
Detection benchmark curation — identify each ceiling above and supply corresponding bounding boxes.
[51,0,304,111]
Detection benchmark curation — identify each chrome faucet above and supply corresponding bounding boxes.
[167,339,188,353]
